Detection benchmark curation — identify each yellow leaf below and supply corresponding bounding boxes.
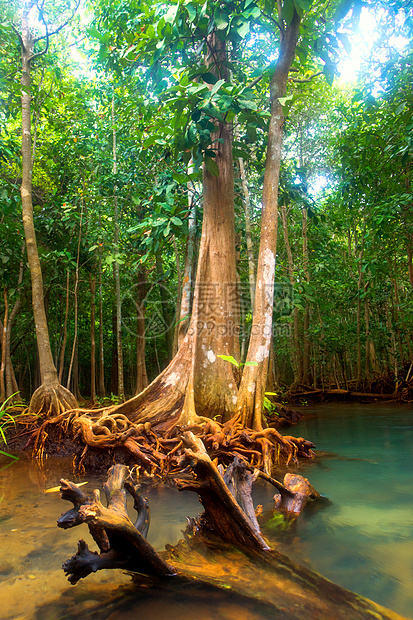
[44,481,88,493]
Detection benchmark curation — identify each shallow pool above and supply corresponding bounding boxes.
[0,403,412,619]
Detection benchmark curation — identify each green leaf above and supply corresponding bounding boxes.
[236,20,250,38]
[395,102,407,115]
[294,0,312,13]
[164,4,179,23]
[211,79,225,96]
[244,361,258,366]
[171,217,183,225]
[186,3,197,22]
[173,172,189,183]
[202,72,218,85]
[205,156,219,176]
[214,10,229,30]
[278,95,294,106]
[87,25,103,41]
[217,354,240,367]
[282,0,295,25]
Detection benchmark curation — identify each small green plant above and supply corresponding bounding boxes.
[216,355,258,368]
[94,393,121,407]
[263,392,280,417]
[0,394,21,461]
[265,512,289,532]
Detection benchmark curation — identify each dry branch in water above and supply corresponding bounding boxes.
[55,457,402,620]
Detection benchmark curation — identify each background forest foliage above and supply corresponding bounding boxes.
[0,0,412,405]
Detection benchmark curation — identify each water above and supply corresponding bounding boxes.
[271,403,413,618]
[0,403,412,619]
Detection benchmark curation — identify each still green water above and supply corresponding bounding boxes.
[276,403,413,618]
[0,403,411,619]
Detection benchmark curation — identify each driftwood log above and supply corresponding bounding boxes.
[58,464,175,583]
[56,448,404,619]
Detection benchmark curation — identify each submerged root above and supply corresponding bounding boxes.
[25,405,316,476]
[28,383,78,418]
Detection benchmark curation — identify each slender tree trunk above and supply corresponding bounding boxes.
[89,273,96,403]
[302,207,311,384]
[67,199,83,391]
[155,253,174,362]
[280,204,300,384]
[237,11,301,430]
[176,172,197,349]
[58,269,70,383]
[172,236,182,356]
[98,241,105,397]
[386,304,398,390]
[355,225,365,389]
[237,151,255,308]
[20,8,77,415]
[0,288,8,403]
[112,96,124,401]
[135,268,148,395]
[407,245,413,288]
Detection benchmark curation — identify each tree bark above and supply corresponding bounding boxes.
[0,287,8,403]
[19,6,77,415]
[98,241,105,397]
[135,268,148,395]
[176,174,197,349]
[236,11,301,430]
[155,253,174,362]
[280,204,300,383]
[89,273,96,403]
[237,149,255,308]
[58,270,70,384]
[302,207,311,384]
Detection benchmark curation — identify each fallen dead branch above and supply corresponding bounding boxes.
[56,458,404,620]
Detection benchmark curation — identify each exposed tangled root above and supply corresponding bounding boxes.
[28,383,78,417]
[26,407,316,476]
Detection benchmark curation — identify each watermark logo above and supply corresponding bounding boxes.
[121,281,293,339]
[121,282,175,340]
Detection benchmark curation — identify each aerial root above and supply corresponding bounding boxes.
[28,383,78,418]
[24,406,315,475]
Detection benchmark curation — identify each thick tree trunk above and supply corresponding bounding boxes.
[236,12,301,430]
[172,236,182,356]
[20,9,77,415]
[67,33,239,428]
